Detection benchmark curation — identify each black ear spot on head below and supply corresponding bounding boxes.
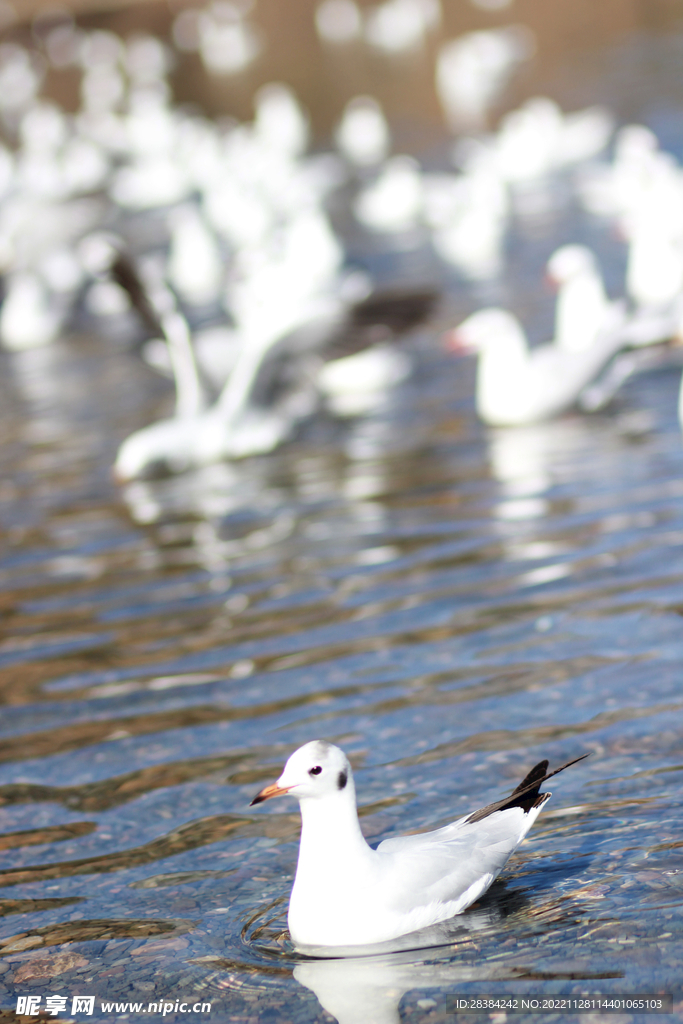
[337,769,348,791]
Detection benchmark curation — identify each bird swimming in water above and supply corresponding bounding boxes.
[251,740,587,949]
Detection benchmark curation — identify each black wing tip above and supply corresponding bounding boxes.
[465,752,590,825]
[511,758,549,796]
[109,251,163,338]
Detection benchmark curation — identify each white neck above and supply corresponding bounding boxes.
[287,774,381,946]
[293,779,375,898]
[477,329,531,424]
[299,780,368,854]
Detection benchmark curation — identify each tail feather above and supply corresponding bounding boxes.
[466,753,588,824]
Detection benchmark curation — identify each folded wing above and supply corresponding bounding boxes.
[376,754,587,914]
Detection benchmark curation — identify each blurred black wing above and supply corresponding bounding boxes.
[248,286,439,408]
[324,286,439,362]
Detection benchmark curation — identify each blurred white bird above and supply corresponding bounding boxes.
[364,0,439,53]
[115,256,436,478]
[166,204,223,306]
[197,2,261,75]
[354,156,423,233]
[110,94,190,209]
[622,160,683,327]
[546,244,619,354]
[577,124,660,218]
[318,343,412,416]
[254,83,309,160]
[0,272,67,350]
[435,27,534,130]
[0,272,70,352]
[493,98,613,184]
[623,221,683,347]
[315,0,362,43]
[431,169,508,279]
[448,305,627,425]
[335,96,391,168]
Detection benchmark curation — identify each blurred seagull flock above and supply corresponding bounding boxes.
[0,0,682,480]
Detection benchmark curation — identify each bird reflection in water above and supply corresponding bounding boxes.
[272,887,526,1024]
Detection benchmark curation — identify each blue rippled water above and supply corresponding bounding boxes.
[2,306,683,1022]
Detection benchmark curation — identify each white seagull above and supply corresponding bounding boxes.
[113,255,436,479]
[546,244,616,354]
[250,740,586,949]
[448,305,627,425]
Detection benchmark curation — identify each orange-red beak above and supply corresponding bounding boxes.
[250,781,292,806]
[443,327,470,355]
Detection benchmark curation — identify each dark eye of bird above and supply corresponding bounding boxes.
[309,765,322,776]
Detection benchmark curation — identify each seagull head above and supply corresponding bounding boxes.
[546,244,597,286]
[251,740,352,805]
[444,307,525,355]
